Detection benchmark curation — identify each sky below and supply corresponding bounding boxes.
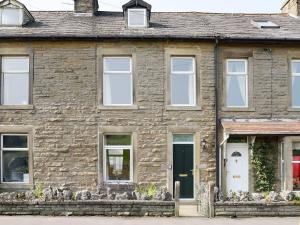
[19,0,284,13]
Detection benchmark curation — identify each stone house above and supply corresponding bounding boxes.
[0,0,299,201]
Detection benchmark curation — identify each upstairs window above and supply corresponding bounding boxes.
[292,60,300,108]
[170,57,196,106]
[0,8,22,26]
[103,57,133,106]
[128,8,146,28]
[226,59,248,108]
[2,56,29,105]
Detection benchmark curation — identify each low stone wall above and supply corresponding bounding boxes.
[0,200,175,217]
[215,202,300,217]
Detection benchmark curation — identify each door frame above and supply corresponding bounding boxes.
[225,142,249,193]
[172,133,196,200]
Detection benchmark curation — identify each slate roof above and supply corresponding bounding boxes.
[1,10,300,42]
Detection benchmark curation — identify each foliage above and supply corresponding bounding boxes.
[33,183,44,199]
[250,140,276,192]
[134,183,157,198]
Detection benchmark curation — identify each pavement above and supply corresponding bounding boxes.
[0,216,299,225]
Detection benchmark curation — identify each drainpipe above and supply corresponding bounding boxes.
[214,37,220,188]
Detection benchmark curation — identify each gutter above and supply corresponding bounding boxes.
[214,37,220,188]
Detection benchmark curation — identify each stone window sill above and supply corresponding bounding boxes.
[288,107,300,112]
[166,106,202,111]
[222,107,256,112]
[98,105,139,110]
[0,183,33,191]
[0,105,34,110]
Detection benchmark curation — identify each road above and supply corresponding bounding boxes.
[0,216,299,225]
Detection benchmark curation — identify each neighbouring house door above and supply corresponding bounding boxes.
[226,143,249,193]
[173,144,194,199]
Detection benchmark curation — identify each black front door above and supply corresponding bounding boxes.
[173,144,194,199]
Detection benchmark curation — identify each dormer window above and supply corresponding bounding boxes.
[0,7,22,25]
[0,0,34,27]
[122,0,152,29]
[128,8,146,28]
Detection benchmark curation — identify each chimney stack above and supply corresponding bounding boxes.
[281,0,300,17]
[74,0,98,15]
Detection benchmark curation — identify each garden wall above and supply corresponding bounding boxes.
[0,200,175,217]
[215,202,300,217]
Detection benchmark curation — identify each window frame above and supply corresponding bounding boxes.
[127,8,147,28]
[226,59,249,108]
[291,60,300,109]
[103,134,133,183]
[0,7,23,26]
[0,133,29,184]
[170,56,196,107]
[102,56,133,107]
[1,56,30,106]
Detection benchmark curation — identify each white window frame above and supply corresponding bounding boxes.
[103,57,133,106]
[0,8,23,26]
[0,134,29,184]
[103,134,133,183]
[1,56,30,105]
[128,8,147,28]
[226,59,248,108]
[291,60,300,108]
[170,57,196,106]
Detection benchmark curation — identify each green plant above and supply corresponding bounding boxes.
[250,140,276,192]
[33,183,44,199]
[134,183,158,198]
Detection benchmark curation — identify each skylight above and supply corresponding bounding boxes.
[251,20,280,29]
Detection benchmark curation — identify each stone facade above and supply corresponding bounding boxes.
[0,41,216,195]
[218,45,300,194]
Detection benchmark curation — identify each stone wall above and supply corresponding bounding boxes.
[215,202,300,217]
[0,200,175,217]
[0,40,216,194]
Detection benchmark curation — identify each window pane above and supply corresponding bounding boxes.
[227,75,247,107]
[228,61,246,73]
[106,149,130,181]
[104,58,131,72]
[292,76,300,107]
[2,8,22,25]
[171,74,195,105]
[2,151,29,183]
[3,135,28,148]
[128,9,146,26]
[292,61,300,74]
[104,73,132,105]
[105,135,131,145]
[3,73,29,105]
[2,57,29,72]
[173,134,194,143]
[172,58,194,72]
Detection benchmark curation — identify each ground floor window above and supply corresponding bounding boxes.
[1,134,29,183]
[103,134,132,182]
[293,149,300,190]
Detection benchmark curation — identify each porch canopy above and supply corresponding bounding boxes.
[222,121,300,135]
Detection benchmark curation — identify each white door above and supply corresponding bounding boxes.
[226,143,249,193]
